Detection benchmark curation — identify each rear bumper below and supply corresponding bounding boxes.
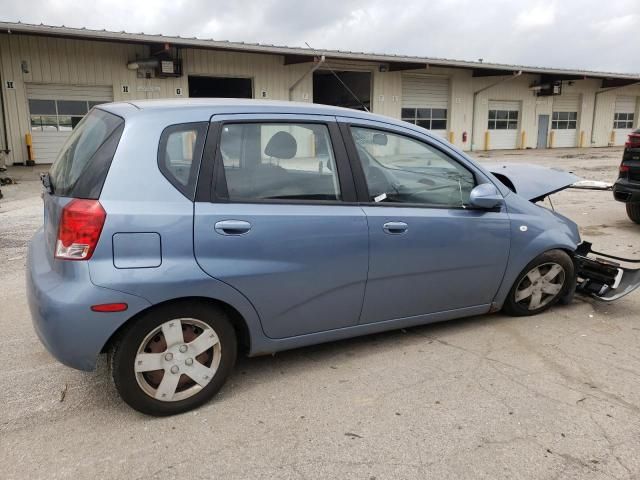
[613,178,640,203]
[27,228,151,371]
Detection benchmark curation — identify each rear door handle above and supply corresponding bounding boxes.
[214,220,252,236]
[383,221,408,234]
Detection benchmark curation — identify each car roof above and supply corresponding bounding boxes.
[98,98,402,125]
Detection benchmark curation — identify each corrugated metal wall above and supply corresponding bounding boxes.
[2,31,640,164]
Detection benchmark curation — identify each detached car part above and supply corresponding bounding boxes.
[484,163,640,302]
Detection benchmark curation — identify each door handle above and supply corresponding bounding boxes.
[383,221,408,235]
[214,220,252,236]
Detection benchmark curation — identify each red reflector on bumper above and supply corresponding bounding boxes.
[91,303,128,312]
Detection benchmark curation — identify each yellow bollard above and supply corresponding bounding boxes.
[484,131,490,151]
[448,131,454,144]
[549,130,555,149]
[520,131,526,149]
[25,133,36,165]
[610,130,616,145]
[579,131,585,148]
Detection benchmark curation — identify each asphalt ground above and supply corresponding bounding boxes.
[1,147,639,480]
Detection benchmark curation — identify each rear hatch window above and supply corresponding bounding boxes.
[48,108,124,198]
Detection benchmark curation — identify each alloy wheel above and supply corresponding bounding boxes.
[514,262,565,311]
[134,318,221,402]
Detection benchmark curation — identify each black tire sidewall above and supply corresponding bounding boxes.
[503,250,575,317]
[626,203,640,224]
[111,301,237,416]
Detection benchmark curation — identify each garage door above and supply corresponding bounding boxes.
[401,75,448,139]
[613,95,637,146]
[487,100,520,149]
[27,84,113,164]
[552,94,580,148]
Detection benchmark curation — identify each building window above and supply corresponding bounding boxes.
[551,111,578,130]
[614,112,634,129]
[487,110,519,130]
[29,99,107,132]
[401,108,447,130]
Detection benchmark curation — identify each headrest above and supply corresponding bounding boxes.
[264,131,297,159]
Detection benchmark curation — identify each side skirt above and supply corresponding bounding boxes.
[247,304,491,356]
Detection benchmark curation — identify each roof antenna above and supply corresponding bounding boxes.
[305,42,369,112]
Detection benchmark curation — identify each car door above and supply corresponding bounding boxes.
[194,114,368,339]
[339,118,511,324]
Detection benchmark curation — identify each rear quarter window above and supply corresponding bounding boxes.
[158,123,208,199]
[48,109,124,199]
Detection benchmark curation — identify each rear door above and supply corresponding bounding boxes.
[193,114,368,339]
[340,118,511,324]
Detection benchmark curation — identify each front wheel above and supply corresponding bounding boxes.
[503,250,574,317]
[110,302,237,416]
[626,203,640,224]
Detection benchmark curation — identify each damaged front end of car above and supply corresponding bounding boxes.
[484,162,640,303]
[574,242,640,301]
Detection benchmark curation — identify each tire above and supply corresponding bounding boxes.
[110,301,237,416]
[626,203,640,224]
[503,250,574,317]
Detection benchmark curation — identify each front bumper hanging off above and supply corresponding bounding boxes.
[574,242,640,301]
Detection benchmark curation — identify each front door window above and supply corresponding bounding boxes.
[350,126,475,207]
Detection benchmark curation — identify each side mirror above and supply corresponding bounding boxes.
[469,183,503,209]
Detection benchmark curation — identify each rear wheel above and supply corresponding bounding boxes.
[626,203,640,224]
[503,250,574,316]
[110,302,237,416]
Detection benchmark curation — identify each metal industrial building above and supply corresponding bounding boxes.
[1,21,639,165]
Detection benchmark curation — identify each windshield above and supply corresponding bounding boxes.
[49,108,124,198]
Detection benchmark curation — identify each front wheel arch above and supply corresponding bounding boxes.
[502,249,575,316]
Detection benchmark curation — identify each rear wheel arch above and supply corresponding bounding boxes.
[101,296,251,356]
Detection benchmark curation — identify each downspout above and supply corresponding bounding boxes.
[0,60,10,164]
[590,81,640,146]
[288,55,325,101]
[470,70,523,151]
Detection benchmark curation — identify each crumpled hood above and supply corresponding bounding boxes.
[482,162,580,202]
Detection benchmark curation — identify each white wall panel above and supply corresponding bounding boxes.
[26,84,114,163]
[613,95,638,145]
[551,93,580,148]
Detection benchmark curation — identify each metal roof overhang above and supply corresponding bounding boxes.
[1,21,639,82]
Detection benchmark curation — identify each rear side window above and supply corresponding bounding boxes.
[158,123,208,199]
[219,123,341,201]
[49,109,124,198]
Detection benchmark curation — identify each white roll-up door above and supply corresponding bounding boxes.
[551,94,580,148]
[401,75,449,139]
[26,84,113,164]
[613,96,637,146]
[487,100,520,150]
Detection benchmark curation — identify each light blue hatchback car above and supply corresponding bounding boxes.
[27,99,640,415]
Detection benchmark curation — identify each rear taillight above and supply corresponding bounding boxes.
[625,133,640,149]
[55,199,106,260]
[620,164,630,173]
